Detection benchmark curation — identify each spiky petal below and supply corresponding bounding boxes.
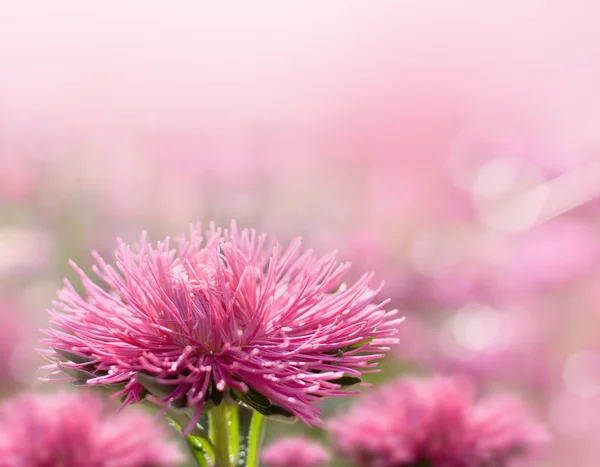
[42,222,400,430]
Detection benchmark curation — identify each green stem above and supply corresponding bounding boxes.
[209,404,233,467]
[227,405,240,465]
[245,411,265,467]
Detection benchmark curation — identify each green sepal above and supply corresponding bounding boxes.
[57,361,97,381]
[240,387,270,409]
[324,337,374,358]
[340,337,374,353]
[207,384,225,407]
[55,348,95,365]
[331,375,362,388]
[236,388,297,423]
[136,372,173,399]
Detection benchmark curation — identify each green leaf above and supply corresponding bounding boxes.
[168,415,216,467]
[187,437,215,467]
[166,410,209,439]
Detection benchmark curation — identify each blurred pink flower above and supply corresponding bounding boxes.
[0,391,182,466]
[425,264,495,309]
[498,218,600,293]
[42,222,400,432]
[396,305,551,392]
[312,227,407,291]
[396,239,554,391]
[261,436,330,467]
[0,226,52,278]
[0,300,22,384]
[328,376,548,467]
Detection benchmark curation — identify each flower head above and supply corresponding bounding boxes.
[328,376,548,467]
[42,222,399,431]
[261,436,330,467]
[0,391,182,467]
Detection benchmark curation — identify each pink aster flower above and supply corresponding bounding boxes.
[41,222,399,431]
[261,436,330,467]
[0,391,182,467]
[328,376,548,467]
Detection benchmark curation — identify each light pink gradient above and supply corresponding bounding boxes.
[2,3,600,465]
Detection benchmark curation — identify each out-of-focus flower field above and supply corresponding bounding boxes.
[2,2,600,465]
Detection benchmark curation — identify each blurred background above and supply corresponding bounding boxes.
[2,1,600,465]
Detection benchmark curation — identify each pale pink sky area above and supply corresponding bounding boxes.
[1,0,599,150]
